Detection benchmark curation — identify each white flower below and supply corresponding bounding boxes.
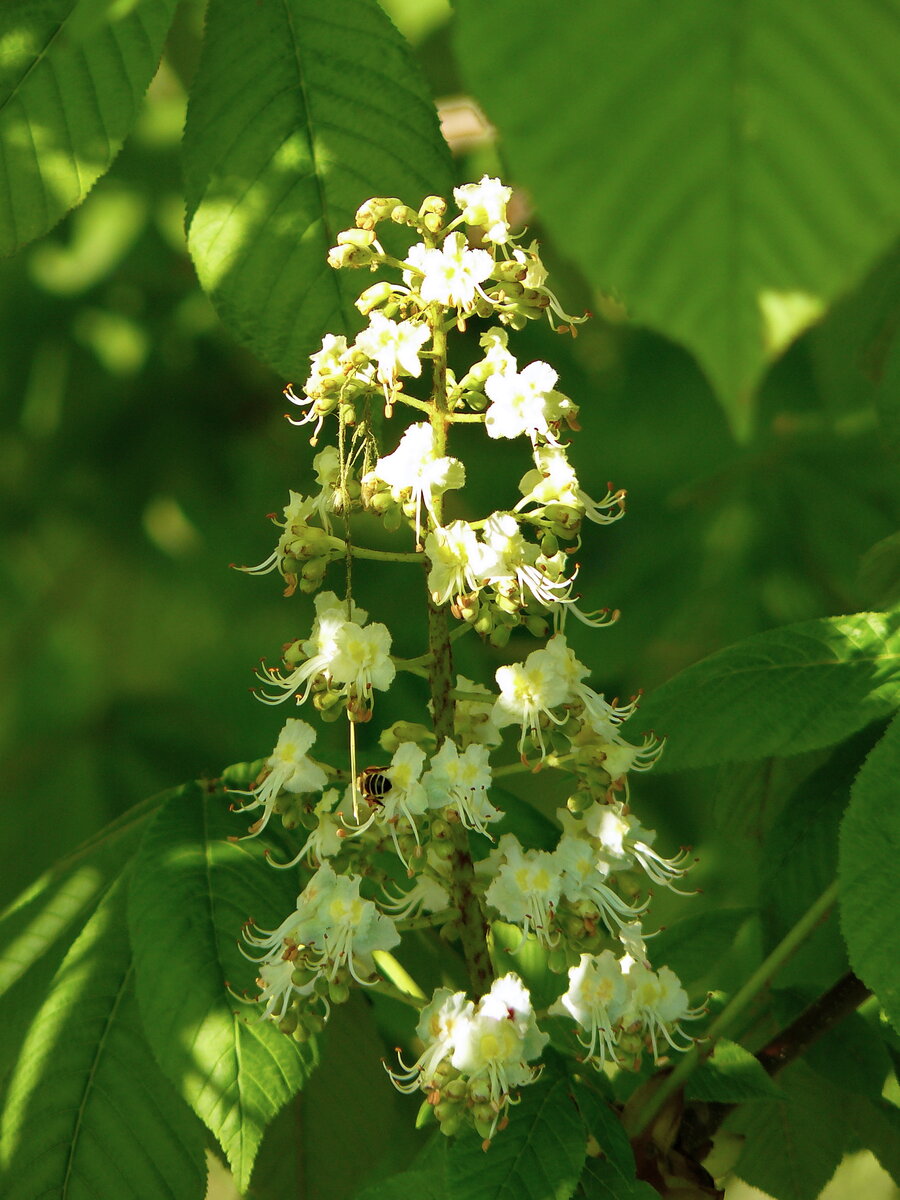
[484,360,567,443]
[379,873,451,921]
[478,326,518,376]
[507,241,588,331]
[554,832,649,931]
[542,635,641,729]
[367,422,465,545]
[267,788,347,871]
[492,640,570,756]
[449,974,548,1120]
[510,241,548,289]
[236,491,320,588]
[255,591,371,705]
[244,863,401,1002]
[354,742,430,865]
[329,620,396,701]
[478,513,596,626]
[403,232,493,312]
[285,333,352,440]
[304,333,349,396]
[549,950,629,1066]
[423,738,501,835]
[453,175,513,244]
[584,802,693,892]
[354,311,430,387]
[387,987,474,1093]
[516,445,625,527]
[620,962,699,1059]
[230,718,328,838]
[387,974,548,1142]
[485,834,562,946]
[424,521,488,605]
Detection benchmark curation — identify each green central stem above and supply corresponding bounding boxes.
[424,310,493,996]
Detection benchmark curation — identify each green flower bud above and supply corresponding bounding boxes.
[329,980,351,1005]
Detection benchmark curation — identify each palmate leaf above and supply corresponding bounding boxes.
[453,0,900,435]
[839,712,900,1033]
[251,996,422,1200]
[729,1061,851,1200]
[183,0,453,379]
[446,1067,586,1200]
[0,873,206,1200]
[0,0,178,256]
[635,611,900,771]
[128,777,317,1192]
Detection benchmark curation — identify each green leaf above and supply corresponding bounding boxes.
[0,0,178,256]
[757,731,879,988]
[0,873,207,1200]
[772,994,890,1100]
[252,996,423,1200]
[183,0,453,378]
[636,612,900,771]
[446,1070,586,1200]
[453,0,900,435]
[686,1039,784,1103]
[0,789,160,1000]
[839,712,900,1033]
[128,779,316,1191]
[847,1095,900,1186]
[354,1165,446,1200]
[650,908,753,988]
[568,1078,653,1200]
[728,1060,851,1200]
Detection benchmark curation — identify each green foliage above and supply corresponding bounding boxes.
[686,1039,785,1103]
[128,777,317,1190]
[0,0,899,1198]
[728,1061,853,1200]
[637,612,900,770]
[839,712,900,1033]
[446,1070,586,1200]
[453,0,900,437]
[0,874,207,1200]
[183,0,453,377]
[0,0,178,255]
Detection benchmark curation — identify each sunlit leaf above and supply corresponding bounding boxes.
[454,0,900,435]
[184,0,453,378]
[0,0,177,255]
[128,779,317,1191]
[0,874,206,1200]
[636,612,900,770]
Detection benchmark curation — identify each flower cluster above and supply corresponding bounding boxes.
[388,974,548,1144]
[232,177,704,1145]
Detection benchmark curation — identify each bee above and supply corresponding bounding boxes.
[357,765,393,808]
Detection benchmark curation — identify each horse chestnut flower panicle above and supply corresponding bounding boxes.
[232,178,702,1143]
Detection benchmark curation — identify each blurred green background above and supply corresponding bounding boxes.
[1,0,897,919]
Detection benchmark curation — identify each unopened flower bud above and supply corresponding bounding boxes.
[337,228,377,249]
[355,281,395,315]
[390,204,419,226]
[418,194,447,219]
[355,197,402,229]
